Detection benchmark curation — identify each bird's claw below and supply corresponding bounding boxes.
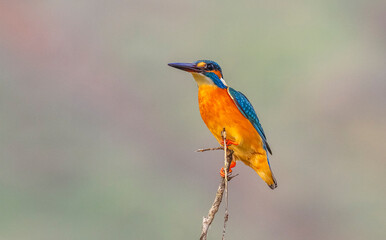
[220,161,236,177]
[220,168,232,177]
[220,139,239,147]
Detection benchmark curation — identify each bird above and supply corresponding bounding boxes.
[168,60,277,189]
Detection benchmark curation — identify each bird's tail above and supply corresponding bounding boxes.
[267,173,277,190]
[260,169,277,190]
[244,154,277,190]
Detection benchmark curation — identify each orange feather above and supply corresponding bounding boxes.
[198,85,276,187]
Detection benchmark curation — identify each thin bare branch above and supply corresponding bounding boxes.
[200,128,234,240]
[222,132,231,240]
[196,147,223,152]
[200,177,226,240]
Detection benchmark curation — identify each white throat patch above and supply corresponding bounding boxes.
[191,73,228,87]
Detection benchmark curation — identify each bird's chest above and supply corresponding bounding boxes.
[198,86,244,139]
[197,85,263,158]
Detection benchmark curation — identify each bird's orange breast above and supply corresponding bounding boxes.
[198,85,264,156]
[197,84,275,187]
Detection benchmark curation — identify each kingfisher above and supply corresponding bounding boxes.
[168,60,277,189]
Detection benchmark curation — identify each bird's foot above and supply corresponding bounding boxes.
[220,139,239,147]
[220,161,236,177]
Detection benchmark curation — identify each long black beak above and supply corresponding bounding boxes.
[168,62,202,73]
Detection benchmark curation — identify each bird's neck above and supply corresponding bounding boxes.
[191,73,227,89]
[191,73,215,87]
[197,85,228,103]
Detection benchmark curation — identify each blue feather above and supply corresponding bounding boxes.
[227,87,272,155]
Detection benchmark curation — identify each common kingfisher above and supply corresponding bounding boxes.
[168,60,277,189]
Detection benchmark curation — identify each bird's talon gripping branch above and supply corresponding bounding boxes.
[220,139,239,147]
[227,139,238,146]
[229,161,236,168]
[220,161,236,177]
[220,168,232,178]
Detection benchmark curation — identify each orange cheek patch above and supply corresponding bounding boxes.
[196,62,206,68]
[211,70,222,79]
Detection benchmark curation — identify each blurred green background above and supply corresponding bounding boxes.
[1,1,385,239]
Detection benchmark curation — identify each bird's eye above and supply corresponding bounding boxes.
[206,64,214,70]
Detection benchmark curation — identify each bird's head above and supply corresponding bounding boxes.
[168,60,227,89]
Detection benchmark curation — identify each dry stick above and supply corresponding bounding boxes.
[196,147,223,152]
[222,130,230,240]
[199,128,234,240]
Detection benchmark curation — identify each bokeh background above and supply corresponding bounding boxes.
[1,1,385,240]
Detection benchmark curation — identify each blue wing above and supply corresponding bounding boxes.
[227,87,272,155]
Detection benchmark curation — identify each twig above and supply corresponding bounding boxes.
[222,129,231,240]
[200,129,234,240]
[196,147,223,152]
[200,176,226,240]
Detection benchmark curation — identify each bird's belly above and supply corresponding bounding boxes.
[198,86,264,158]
